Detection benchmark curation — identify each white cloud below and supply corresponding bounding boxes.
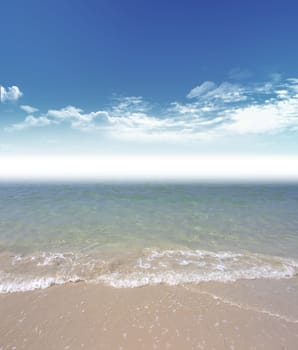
[220,105,286,134]
[47,105,110,132]
[0,85,23,103]
[20,105,39,113]
[47,106,85,120]
[217,83,298,135]
[210,82,247,102]
[47,105,109,125]
[180,77,298,138]
[187,81,247,102]
[169,102,201,115]
[6,116,54,131]
[275,90,288,99]
[8,105,109,132]
[4,77,298,143]
[187,81,216,99]
[111,96,148,116]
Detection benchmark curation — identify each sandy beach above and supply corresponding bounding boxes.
[1,279,297,350]
[1,184,298,349]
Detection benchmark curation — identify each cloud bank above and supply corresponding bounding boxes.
[4,77,298,141]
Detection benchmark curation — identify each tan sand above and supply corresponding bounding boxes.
[0,281,298,350]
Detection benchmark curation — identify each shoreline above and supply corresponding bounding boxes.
[1,247,298,293]
[1,279,298,349]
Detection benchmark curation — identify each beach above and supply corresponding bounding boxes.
[0,183,298,348]
[1,279,298,349]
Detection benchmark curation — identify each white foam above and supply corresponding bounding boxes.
[0,273,81,293]
[100,249,298,288]
[97,262,298,288]
[1,248,298,292]
[12,252,73,267]
[36,252,67,266]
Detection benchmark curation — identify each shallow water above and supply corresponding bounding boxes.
[0,183,298,292]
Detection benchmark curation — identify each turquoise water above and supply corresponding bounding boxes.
[0,184,298,292]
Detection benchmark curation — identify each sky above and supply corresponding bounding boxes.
[1,0,298,179]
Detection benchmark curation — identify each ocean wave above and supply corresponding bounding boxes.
[0,273,81,293]
[0,248,297,293]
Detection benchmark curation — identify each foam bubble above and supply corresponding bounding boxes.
[0,273,81,293]
[1,248,298,292]
[97,263,297,288]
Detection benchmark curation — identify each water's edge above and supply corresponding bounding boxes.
[1,248,297,293]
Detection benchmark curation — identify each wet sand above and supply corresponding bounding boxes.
[0,280,298,350]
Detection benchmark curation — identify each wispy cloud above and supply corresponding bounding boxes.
[187,81,247,102]
[228,68,253,81]
[0,85,23,103]
[5,77,298,142]
[20,105,39,113]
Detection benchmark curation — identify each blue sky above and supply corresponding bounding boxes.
[1,0,298,156]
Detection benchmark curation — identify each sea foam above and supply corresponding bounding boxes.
[0,248,297,293]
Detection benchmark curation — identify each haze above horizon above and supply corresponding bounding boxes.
[1,0,298,179]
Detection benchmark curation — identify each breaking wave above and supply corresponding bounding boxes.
[0,248,297,293]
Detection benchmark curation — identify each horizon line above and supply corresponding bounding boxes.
[0,155,298,182]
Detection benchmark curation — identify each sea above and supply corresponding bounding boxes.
[0,183,298,293]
